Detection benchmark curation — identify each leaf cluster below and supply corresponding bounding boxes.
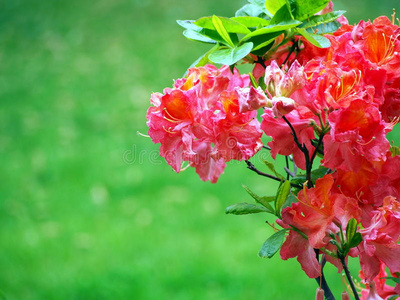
[177,0,345,67]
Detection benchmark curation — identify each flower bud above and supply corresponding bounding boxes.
[316,287,325,300]
[272,96,296,118]
[341,291,350,300]
[365,282,384,300]
[237,86,270,112]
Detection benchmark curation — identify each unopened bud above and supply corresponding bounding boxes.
[341,291,350,300]
[237,86,269,112]
[272,96,296,118]
[365,282,384,300]
[316,287,325,300]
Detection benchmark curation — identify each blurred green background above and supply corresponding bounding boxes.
[0,0,399,299]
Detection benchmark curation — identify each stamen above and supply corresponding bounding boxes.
[356,137,376,146]
[137,131,150,138]
[163,116,181,123]
[163,108,182,121]
[162,126,177,134]
[181,162,191,171]
[379,33,399,65]
[386,116,400,130]
[392,9,396,25]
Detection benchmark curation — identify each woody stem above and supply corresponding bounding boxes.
[315,251,336,300]
[339,257,360,300]
[282,116,313,188]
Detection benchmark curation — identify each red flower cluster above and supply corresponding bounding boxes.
[147,65,265,182]
[147,9,400,299]
[262,16,400,298]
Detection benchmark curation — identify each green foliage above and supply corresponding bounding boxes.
[258,229,288,258]
[242,184,275,212]
[296,28,331,47]
[274,180,291,217]
[265,0,288,16]
[231,16,270,27]
[183,29,218,44]
[235,0,269,17]
[209,42,253,65]
[242,20,301,39]
[288,0,331,21]
[225,202,273,215]
[386,277,400,285]
[263,160,285,180]
[345,219,362,250]
[179,0,344,66]
[211,15,236,47]
[291,166,328,187]
[196,16,251,34]
[282,193,297,209]
[300,11,345,29]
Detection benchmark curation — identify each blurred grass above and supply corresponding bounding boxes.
[0,0,399,299]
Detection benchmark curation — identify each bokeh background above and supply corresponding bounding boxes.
[1,0,399,299]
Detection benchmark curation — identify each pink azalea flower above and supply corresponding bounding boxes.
[360,263,396,300]
[147,65,263,182]
[282,175,361,249]
[359,197,400,281]
[279,228,322,278]
[264,60,306,98]
[322,100,390,172]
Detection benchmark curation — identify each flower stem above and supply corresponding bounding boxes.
[339,257,360,300]
[244,160,303,189]
[315,274,336,300]
[315,250,336,300]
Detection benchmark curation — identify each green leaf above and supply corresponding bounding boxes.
[346,218,358,245]
[231,16,270,28]
[195,16,251,34]
[183,29,217,44]
[226,202,271,215]
[265,0,287,15]
[275,180,291,215]
[258,229,288,258]
[300,11,346,29]
[311,166,329,181]
[386,277,400,285]
[263,160,285,179]
[296,28,331,48]
[306,20,341,34]
[212,15,235,47]
[248,0,270,16]
[249,72,258,87]
[246,31,281,53]
[282,193,297,209]
[242,20,301,40]
[242,184,275,213]
[290,0,330,21]
[209,42,253,65]
[236,3,268,18]
[270,2,294,24]
[348,232,362,249]
[197,28,239,45]
[177,20,202,31]
[291,166,328,187]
